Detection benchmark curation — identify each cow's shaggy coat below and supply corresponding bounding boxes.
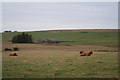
[80,51,93,56]
[9,53,17,56]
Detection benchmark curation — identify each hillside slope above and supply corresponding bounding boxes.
[2,29,118,46]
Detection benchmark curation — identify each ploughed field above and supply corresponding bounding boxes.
[2,30,119,78]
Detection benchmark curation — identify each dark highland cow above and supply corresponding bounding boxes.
[13,47,19,51]
[4,48,12,51]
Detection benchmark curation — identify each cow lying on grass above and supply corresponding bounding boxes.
[9,53,17,56]
[4,47,19,51]
[80,51,93,56]
[4,48,12,51]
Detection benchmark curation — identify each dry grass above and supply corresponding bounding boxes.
[2,42,118,78]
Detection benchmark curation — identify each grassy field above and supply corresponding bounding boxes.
[2,30,119,78]
[2,42,118,78]
[2,31,118,46]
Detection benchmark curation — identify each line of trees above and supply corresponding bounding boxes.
[4,31,17,32]
[12,32,33,43]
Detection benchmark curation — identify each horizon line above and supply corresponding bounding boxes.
[1,28,119,33]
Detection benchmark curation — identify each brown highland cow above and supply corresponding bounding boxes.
[80,51,93,56]
[9,53,17,56]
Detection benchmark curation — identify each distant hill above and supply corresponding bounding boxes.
[2,29,118,46]
[34,29,119,32]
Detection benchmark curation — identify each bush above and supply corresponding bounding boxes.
[81,32,88,33]
[4,31,12,32]
[12,32,33,43]
[13,47,19,51]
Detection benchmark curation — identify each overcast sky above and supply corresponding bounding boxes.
[2,2,118,32]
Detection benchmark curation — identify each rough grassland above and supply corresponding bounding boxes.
[2,43,118,78]
[2,30,119,78]
[2,31,118,46]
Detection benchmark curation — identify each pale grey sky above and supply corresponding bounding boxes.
[2,0,119,2]
[2,2,118,32]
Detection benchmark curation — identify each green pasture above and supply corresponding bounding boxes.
[2,31,118,46]
[2,31,119,78]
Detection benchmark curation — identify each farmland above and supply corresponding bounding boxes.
[2,30,118,46]
[2,29,119,78]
